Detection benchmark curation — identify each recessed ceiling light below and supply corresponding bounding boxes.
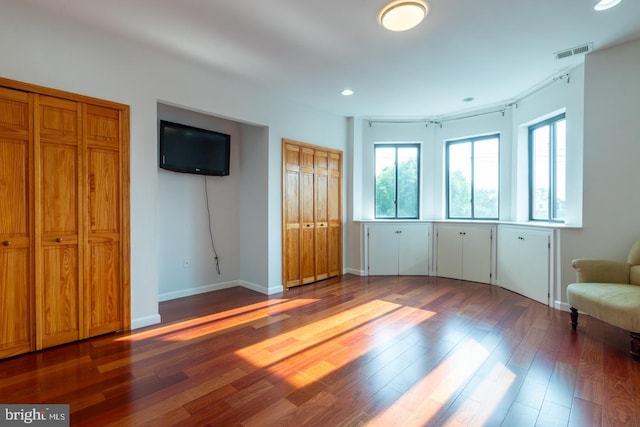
[594,0,622,10]
[341,89,354,96]
[379,0,428,32]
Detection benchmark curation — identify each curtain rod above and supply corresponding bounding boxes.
[367,70,572,128]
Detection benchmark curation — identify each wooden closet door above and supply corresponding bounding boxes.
[300,147,316,284]
[0,88,34,358]
[84,105,124,337]
[35,95,83,349]
[328,151,342,277]
[314,150,329,281]
[283,143,301,288]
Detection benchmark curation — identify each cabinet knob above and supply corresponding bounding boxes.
[518,236,525,240]
[56,237,64,243]
[2,240,10,247]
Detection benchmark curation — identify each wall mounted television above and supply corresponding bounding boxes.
[159,120,231,176]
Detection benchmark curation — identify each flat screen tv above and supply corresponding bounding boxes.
[159,120,230,176]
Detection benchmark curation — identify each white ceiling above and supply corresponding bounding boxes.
[23,0,640,118]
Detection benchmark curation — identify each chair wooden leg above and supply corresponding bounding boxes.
[630,332,640,361]
[570,307,578,331]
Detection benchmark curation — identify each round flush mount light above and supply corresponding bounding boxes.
[340,88,354,96]
[379,0,428,32]
[594,0,622,10]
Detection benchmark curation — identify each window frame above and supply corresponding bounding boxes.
[445,133,500,220]
[528,113,566,222]
[374,143,421,220]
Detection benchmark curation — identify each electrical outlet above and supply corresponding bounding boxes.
[183,258,191,268]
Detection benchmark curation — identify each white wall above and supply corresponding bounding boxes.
[0,1,347,328]
[157,103,243,301]
[558,38,640,305]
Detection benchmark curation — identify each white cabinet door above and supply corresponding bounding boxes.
[367,224,430,275]
[497,226,550,305]
[368,226,400,275]
[462,226,492,283]
[436,224,493,283]
[398,225,430,275]
[436,225,462,279]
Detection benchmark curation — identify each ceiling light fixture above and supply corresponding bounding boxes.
[341,88,354,96]
[594,0,622,10]
[379,0,428,32]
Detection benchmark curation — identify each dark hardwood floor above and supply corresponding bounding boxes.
[1,274,639,426]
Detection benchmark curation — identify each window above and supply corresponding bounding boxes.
[446,134,499,219]
[529,114,566,222]
[375,144,420,219]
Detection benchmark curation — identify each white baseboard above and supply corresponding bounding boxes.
[159,280,241,302]
[238,280,274,295]
[131,314,162,330]
[344,268,365,276]
[554,300,572,312]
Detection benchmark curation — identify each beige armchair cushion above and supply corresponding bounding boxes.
[566,282,640,331]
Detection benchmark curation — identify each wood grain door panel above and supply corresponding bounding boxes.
[0,247,32,358]
[86,240,120,336]
[328,152,341,278]
[315,150,329,280]
[41,244,80,348]
[36,95,82,349]
[283,143,301,288]
[85,106,123,336]
[0,88,34,358]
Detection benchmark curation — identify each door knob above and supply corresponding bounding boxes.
[56,237,64,243]
[2,240,10,247]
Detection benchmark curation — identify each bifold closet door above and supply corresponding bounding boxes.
[0,87,34,358]
[314,149,329,281]
[283,142,302,288]
[300,147,316,285]
[84,105,125,337]
[327,151,341,277]
[0,77,130,359]
[282,139,342,290]
[35,95,83,349]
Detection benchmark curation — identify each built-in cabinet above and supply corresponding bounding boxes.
[282,139,342,289]
[365,223,431,275]
[0,79,130,359]
[435,223,494,284]
[497,225,552,305]
[360,221,558,306]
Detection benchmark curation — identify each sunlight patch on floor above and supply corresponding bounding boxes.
[235,300,437,393]
[116,298,318,342]
[369,338,509,426]
[234,299,403,368]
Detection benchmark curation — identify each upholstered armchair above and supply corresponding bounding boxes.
[567,240,640,361]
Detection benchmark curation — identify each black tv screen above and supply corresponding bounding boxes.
[159,120,230,176]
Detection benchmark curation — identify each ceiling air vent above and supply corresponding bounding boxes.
[555,42,593,60]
